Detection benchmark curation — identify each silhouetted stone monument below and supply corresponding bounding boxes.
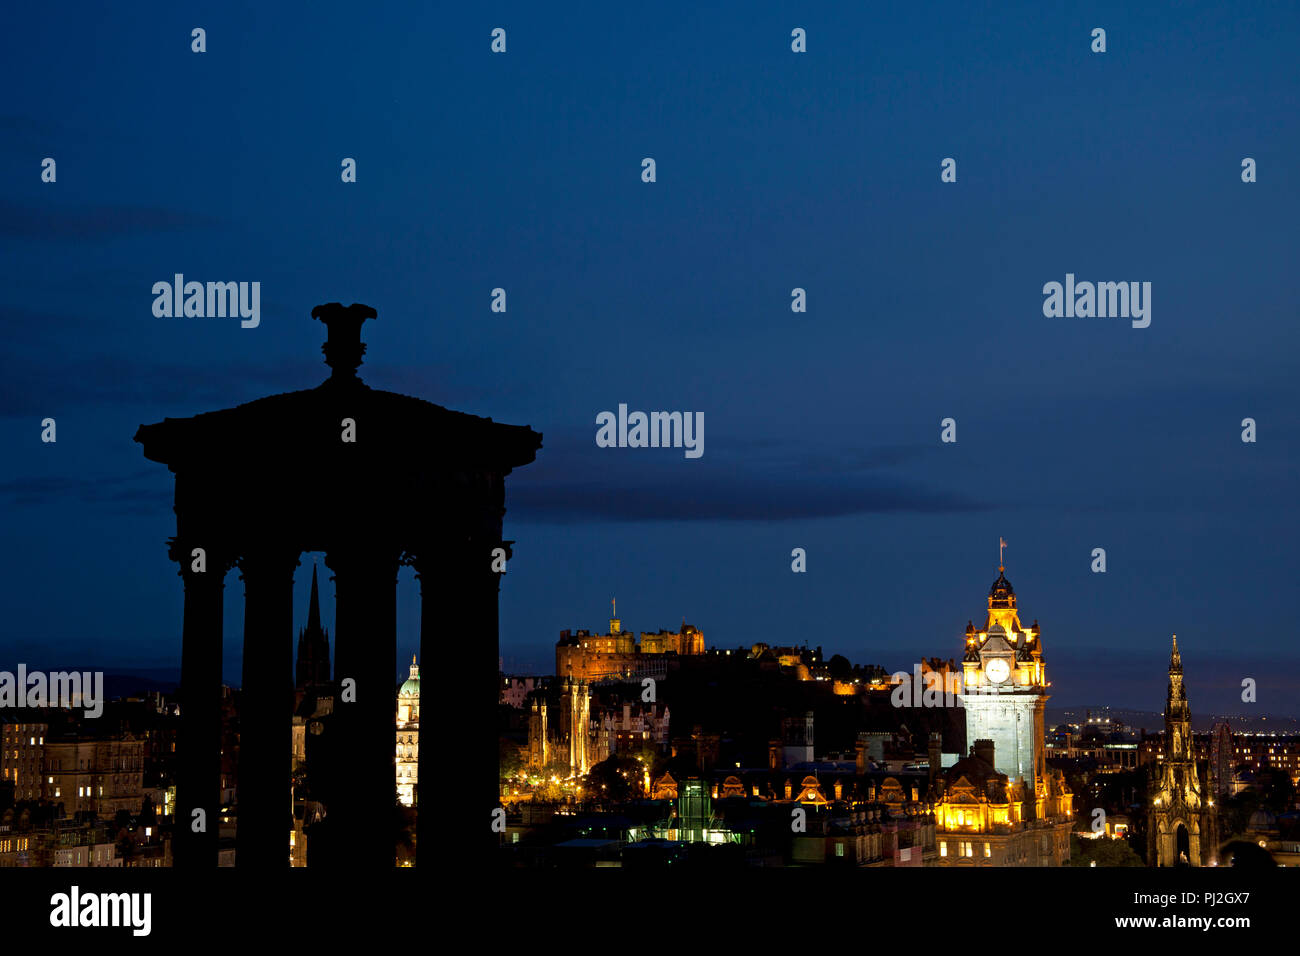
[135,302,541,868]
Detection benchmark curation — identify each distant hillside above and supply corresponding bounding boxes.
[1049,705,1300,735]
[101,670,180,697]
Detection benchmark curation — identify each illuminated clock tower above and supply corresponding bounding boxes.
[958,561,1050,810]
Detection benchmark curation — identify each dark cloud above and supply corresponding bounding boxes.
[509,428,982,522]
[510,474,985,522]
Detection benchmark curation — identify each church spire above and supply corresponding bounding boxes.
[296,563,330,689]
[1170,633,1182,672]
[307,563,321,633]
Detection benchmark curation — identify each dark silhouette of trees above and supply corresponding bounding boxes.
[586,755,642,802]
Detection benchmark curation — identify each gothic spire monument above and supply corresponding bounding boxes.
[1148,635,1219,866]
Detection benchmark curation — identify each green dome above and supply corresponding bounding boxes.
[399,657,420,697]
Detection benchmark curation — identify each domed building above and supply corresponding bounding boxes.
[396,656,419,807]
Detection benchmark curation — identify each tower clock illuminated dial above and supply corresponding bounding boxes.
[985,658,1010,684]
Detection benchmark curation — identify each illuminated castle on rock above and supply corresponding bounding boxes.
[555,602,704,682]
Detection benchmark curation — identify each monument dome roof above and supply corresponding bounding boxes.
[400,656,420,697]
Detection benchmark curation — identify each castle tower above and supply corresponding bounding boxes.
[295,564,331,689]
[1148,636,1218,866]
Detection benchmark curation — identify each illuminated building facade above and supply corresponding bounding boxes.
[0,721,48,801]
[556,608,704,682]
[2,719,144,819]
[41,736,145,818]
[958,567,1047,787]
[1228,734,1300,786]
[527,677,593,775]
[501,676,545,708]
[933,738,1071,866]
[396,657,419,807]
[936,564,1073,866]
[594,700,670,759]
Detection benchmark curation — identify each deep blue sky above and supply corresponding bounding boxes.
[1,3,1297,715]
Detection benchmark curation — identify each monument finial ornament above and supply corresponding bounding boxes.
[311,302,378,378]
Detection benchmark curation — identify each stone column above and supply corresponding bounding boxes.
[411,532,505,865]
[235,549,299,867]
[324,545,399,868]
[171,536,229,869]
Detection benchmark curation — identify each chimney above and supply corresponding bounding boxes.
[928,731,942,784]
[973,738,995,766]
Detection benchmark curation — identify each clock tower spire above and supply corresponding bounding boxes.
[959,558,1050,802]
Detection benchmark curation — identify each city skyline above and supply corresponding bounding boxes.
[1,2,1298,906]
[5,554,1288,718]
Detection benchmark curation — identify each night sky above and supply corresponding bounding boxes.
[2,3,1297,716]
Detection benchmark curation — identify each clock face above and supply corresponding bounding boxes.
[985,658,1010,684]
